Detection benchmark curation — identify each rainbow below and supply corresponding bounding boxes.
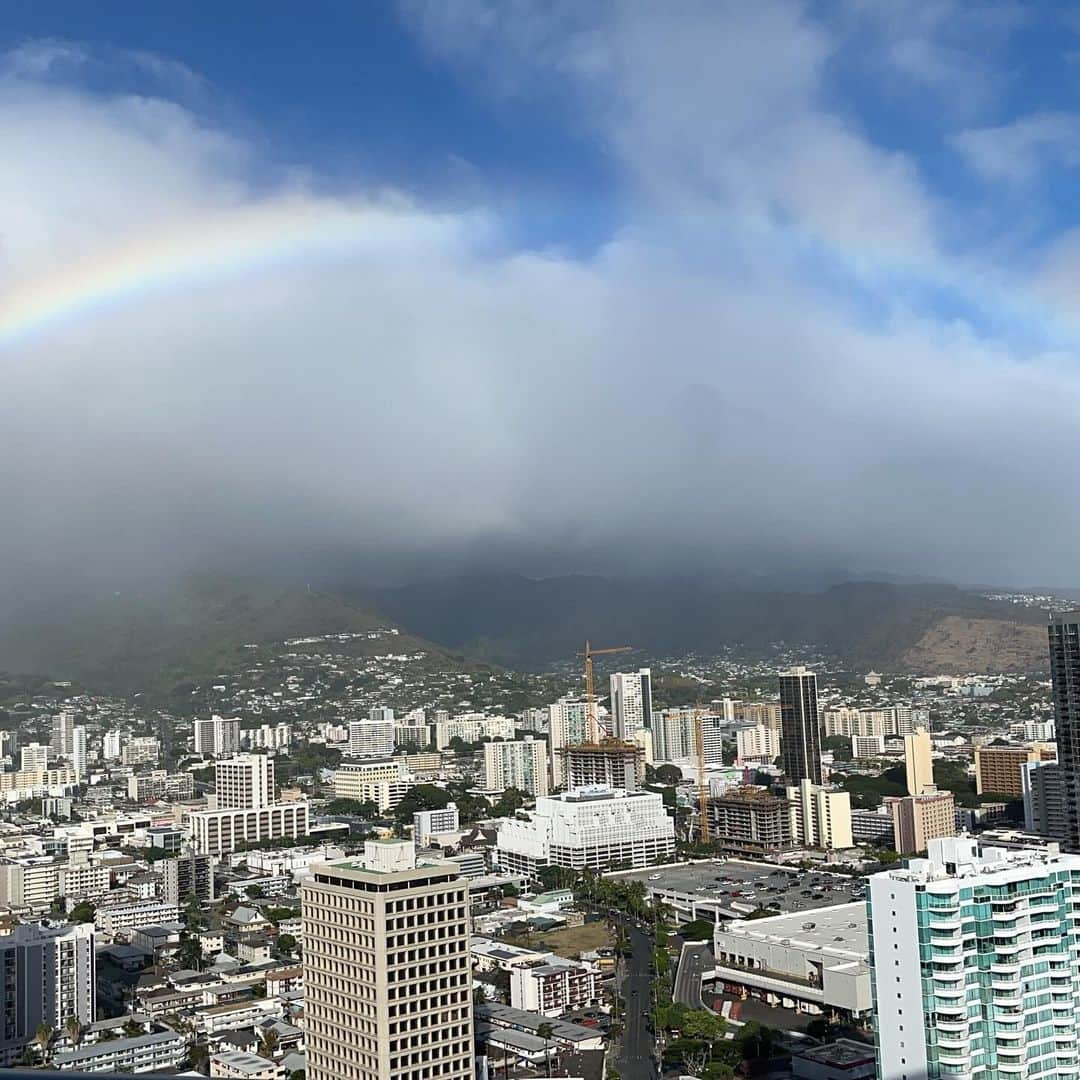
[0,200,461,350]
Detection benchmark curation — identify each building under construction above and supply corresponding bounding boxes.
[560,742,646,792]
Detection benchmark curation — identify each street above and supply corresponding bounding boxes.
[674,942,712,1009]
[612,920,656,1080]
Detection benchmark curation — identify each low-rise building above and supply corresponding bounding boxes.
[510,959,601,1016]
[885,791,956,855]
[211,1050,285,1080]
[189,802,309,856]
[53,1028,187,1074]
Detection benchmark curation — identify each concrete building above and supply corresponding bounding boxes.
[791,1041,876,1080]
[560,743,645,793]
[734,701,781,730]
[413,804,460,846]
[886,791,956,855]
[59,862,111,904]
[736,724,781,767]
[510,959,601,1017]
[211,1049,285,1080]
[712,903,870,1021]
[0,922,96,1064]
[347,718,395,759]
[333,759,411,811]
[705,787,792,857]
[121,736,160,766]
[162,852,216,905]
[903,726,933,796]
[779,667,821,785]
[72,726,88,781]
[786,780,853,850]
[0,858,60,913]
[128,770,195,803]
[1022,760,1067,840]
[822,707,929,739]
[20,742,49,772]
[103,730,122,761]
[869,837,1080,1080]
[216,755,275,810]
[52,710,75,758]
[975,745,1050,797]
[434,714,516,751]
[95,900,181,935]
[496,786,675,877]
[1049,611,1080,851]
[301,840,474,1080]
[849,734,886,760]
[609,669,652,742]
[190,801,309,856]
[194,715,242,758]
[55,1028,188,1074]
[548,699,589,787]
[483,738,549,797]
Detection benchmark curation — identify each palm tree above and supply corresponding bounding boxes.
[536,1023,555,1078]
[64,1015,83,1050]
[35,1021,53,1064]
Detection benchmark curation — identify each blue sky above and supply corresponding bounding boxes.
[4,2,1080,588]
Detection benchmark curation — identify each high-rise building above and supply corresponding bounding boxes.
[72,726,88,781]
[368,706,395,724]
[483,738,549,797]
[779,666,821,784]
[974,745,1050,797]
[886,791,956,855]
[333,759,411,812]
[1022,760,1067,840]
[302,840,474,1080]
[903,726,933,795]
[869,837,1080,1080]
[560,743,645,792]
[1049,611,1080,852]
[19,743,49,772]
[215,755,274,810]
[0,922,96,1065]
[161,852,215,905]
[348,719,396,759]
[785,780,853,850]
[102,730,122,761]
[704,787,792,857]
[496,787,675,876]
[51,710,75,758]
[651,709,725,765]
[736,724,781,767]
[413,804,460,847]
[193,715,241,758]
[121,736,160,766]
[609,670,652,741]
[548,699,589,787]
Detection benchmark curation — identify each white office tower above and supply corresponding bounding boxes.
[548,699,589,787]
[414,803,460,847]
[302,841,474,1080]
[215,754,274,809]
[368,706,395,724]
[71,726,88,781]
[193,715,241,757]
[483,738,549,797]
[869,837,1080,1080]
[348,718,395,759]
[102,730,122,761]
[51,710,75,758]
[20,743,49,772]
[736,724,781,767]
[609,669,652,741]
[496,786,676,876]
[0,922,96,1065]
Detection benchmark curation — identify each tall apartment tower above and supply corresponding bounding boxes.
[369,707,396,724]
[609,670,652,741]
[903,726,933,795]
[215,755,274,810]
[194,715,241,758]
[51,710,75,758]
[72,726,88,781]
[1049,612,1080,851]
[302,840,474,1080]
[482,738,550,797]
[348,719,396,759]
[778,666,821,784]
[869,837,1080,1080]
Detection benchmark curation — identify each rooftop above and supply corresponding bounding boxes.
[716,902,868,967]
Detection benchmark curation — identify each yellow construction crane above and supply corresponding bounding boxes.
[577,641,632,742]
[695,707,711,843]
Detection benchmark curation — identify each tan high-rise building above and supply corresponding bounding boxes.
[888,791,956,855]
[215,754,274,809]
[974,746,1054,797]
[302,840,474,1080]
[904,727,934,795]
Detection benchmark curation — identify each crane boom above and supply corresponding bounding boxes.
[578,641,633,742]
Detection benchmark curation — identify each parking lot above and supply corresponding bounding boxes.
[613,859,865,916]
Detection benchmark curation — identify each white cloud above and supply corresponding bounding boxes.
[951,111,1080,185]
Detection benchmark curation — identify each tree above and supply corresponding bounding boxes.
[492,787,527,818]
[536,1023,555,1079]
[653,764,683,785]
[259,1027,280,1060]
[393,784,453,824]
[123,1019,144,1039]
[50,895,67,916]
[277,933,297,956]
[68,901,95,923]
[35,1022,53,1063]
[177,933,204,972]
[64,1016,82,1050]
